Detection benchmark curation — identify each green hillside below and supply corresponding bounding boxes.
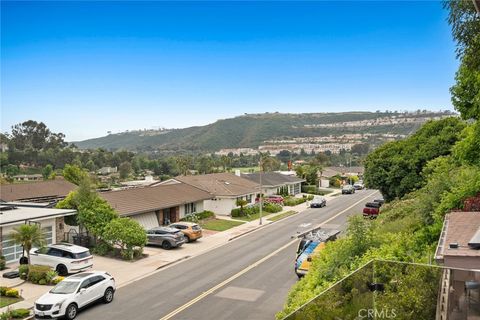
[75,111,452,151]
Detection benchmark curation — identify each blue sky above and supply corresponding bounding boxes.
[1,1,457,141]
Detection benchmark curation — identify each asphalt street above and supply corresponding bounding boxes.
[77,189,380,320]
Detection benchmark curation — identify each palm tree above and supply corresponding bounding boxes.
[11,224,46,265]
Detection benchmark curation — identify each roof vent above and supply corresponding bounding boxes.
[449,243,459,249]
[468,227,480,250]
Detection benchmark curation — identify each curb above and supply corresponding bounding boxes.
[227,221,272,241]
[156,256,190,271]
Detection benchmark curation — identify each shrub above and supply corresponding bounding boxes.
[11,308,30,318]
[51,276,64,285]
[0,287,7,296]
[38,279,47,285]
[27,265,52,284]
[45,270,58,284]
[0,311,9,320]
[181,211,215,222]
[0,256,5,271]
[5,288,20,298]
[92,241,113,256]
[103,218,147,260]
[283,197,306,206]
[18,265,29,280]
[263,202,282,213]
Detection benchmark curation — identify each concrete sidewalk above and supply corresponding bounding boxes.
[0,189,342,313]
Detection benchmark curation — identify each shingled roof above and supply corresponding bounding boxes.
[175,173,259,197]
[99,182,213,216]
[0,178,76,202]
[241,172,304,187]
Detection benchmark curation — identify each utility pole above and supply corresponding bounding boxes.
[259,157,263,225]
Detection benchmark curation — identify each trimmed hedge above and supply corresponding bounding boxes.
[283,196,306,206]
[27,265,52,284]
[231,203,282,217]
[181,211,215,222]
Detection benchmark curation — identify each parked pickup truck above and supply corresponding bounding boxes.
[363,202,381,219]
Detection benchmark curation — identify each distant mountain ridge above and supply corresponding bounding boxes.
[74,111,455,152]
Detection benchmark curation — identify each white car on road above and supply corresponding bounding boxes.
[30,243,93,276]
[34,271,115,320]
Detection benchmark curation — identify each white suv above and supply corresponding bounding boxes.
[34,271,115,320]
[30,243,93,276]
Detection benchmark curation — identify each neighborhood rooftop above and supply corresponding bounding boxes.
[0,205,77,227]
[174,173,259,197]
[0,178,76,203]
[99,182,213,216]
[241,172,304,187]
[437,211,480,259]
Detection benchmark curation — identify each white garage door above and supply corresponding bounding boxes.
[130,212,159,230]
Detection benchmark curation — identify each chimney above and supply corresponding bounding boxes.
[235,170,241,177]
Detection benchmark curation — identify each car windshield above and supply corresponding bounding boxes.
[50,281,79,294]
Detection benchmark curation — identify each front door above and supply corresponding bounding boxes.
[169,208,178,223]
[163,208,170,225]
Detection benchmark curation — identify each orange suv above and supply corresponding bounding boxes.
[169,222,203,242]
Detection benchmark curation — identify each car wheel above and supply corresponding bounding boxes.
[65,303,78,320]
[56,264,68,276]
[162,241,172,250]
[184,236,190,243]
[103,287,114,303]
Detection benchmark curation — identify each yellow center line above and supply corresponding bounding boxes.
[159,190,378,320]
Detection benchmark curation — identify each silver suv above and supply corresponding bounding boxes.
[146,227,186,250]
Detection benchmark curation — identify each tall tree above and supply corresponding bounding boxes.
[445,0,480,120]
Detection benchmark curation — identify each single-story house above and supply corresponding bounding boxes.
[12,174,43,182]
[98,167,117,175]
[0,203,77,264]
[99,182,213,229]
[435,211,480,269]
[318,166,365,188]
[241,172,304,196]
[157,173,260,216]
[435,211,480,319]
[0,178,77,204]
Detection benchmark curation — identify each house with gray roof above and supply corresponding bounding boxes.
[156,173,260,216]
[241,172,304,196]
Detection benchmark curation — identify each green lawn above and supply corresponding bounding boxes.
[0,296,23,308]
[199,219,245,231]
[268,210,298,222]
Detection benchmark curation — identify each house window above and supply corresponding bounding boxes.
[246,194,252,203]
[294,183,300,195]
[184,203,197,214]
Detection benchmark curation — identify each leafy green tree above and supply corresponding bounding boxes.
[5,164,19,177]
[119,161,132,179]
[102,218,147,260]
[42,164,53,180]
[445,0,480,120]
[453,122,480,166]
[260,154,281,172]
[364,117,465,201]
[62,164,89,185]
[10,224,45,265]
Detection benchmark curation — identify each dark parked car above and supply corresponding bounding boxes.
[146,227,186,250]
[342,185,355,194]
[373,198,385,206]
[310,196,327,208]
[363,202,381,219]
